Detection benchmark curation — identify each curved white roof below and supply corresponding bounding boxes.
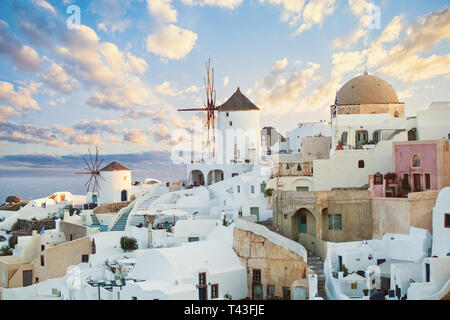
[130,241,244,281]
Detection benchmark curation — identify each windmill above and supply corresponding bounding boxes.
[178,58,217,158]
[76,147,105,198]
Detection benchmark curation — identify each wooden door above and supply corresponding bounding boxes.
[23,270,32,287]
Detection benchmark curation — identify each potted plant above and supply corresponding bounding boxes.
[264,188,273,198]
[363,289,369,296]
[224,293,232,300]
[336,140,344,150]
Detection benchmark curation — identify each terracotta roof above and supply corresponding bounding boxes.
[217,87,260,112]
[99,161,130,171]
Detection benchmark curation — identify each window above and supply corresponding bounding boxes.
[237,185,240,193]
[226,112,229,117]
[35,278,39,283]
[425,173,431,190]
[231,173,238,177]
[341,132,348,145]
[253,269,261,283]
[328,214,342,230]
[41,245,45,252]
[211,284,219,299]
[351,282,357,290]
[251,185,255,193]
[412,154,421,168]
[296,186,309,191]
[81,255,89,263]
[373,131,381,144]
[199,273,206,287]
[358,160,365,168]
[266,285,275,299]
[374,173,383,185]
[40,255,45,267]
[260,182,266,193]
[445,214,450,228]
[229,121,232,126]
[188,237,200,242]
[394,111,399,118]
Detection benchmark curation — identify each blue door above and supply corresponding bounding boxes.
[121,190,128,201]
[199,287,207,300]
[298,213,307,234]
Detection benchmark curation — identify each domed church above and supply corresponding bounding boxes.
[331,71,405,119]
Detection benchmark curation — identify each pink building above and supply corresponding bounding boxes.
[370,139,450,198]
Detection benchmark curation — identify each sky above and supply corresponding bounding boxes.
[0,0,449,180]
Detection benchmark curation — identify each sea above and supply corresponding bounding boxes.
[0,171,178,202]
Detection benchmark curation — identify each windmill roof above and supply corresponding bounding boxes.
[217,87,260,112]
[99,161,130,171]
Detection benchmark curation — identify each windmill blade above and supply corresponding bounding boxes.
[89,148,94,171]
[97,159,104,171]
[95,147,99,170]
[98,172,106,181]
[83,157,92,172]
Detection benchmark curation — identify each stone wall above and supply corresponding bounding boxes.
[273,190,373,259]
[372,190,438,238]
[233,219,308,300]
[61,221,88,241]
[17,219,55,233]
[93,201,131,214]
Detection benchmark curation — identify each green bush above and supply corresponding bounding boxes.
[0,245,12,256]
[264,188,273,197]
[120,236,138,252]
[8,234,18,249]
[11,221,19,232]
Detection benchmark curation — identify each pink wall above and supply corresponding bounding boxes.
[394,143,438,190]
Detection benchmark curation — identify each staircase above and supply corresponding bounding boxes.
[90,214,100,225]
[308,252,327,299]
[89,213,108,232]
[110,211,130,231]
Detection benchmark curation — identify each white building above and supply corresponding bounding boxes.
[285,121,331,154]
[93,161,131,205]
[121,241,247,300]
[186,87,262,187]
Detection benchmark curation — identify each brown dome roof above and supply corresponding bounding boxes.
[100,161,130,171]
[337,72,399,105]
[217,87,260,112]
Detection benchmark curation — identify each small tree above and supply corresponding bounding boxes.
[120,236,138,252]
[8,234,18,249]
[264,188,273,197]
[11,221,19,232]
[0,245,12,256]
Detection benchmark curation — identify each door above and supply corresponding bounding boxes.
[356,131,368,149]
[298,213,307,234]
[252,284,263,300]
[425,263,430,282]
[338,256,343,272]
[92,194,98,203]
[121,190,128,201]
[23,270,32,287]
[250,207,259,222]
[293,286,307,300]
[413,174,421,192]
[198,287,207,300]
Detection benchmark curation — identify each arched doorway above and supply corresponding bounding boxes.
[292,208,316,240]
[207,169,224,185]
[189,170,205,186]
[121,190,128,201]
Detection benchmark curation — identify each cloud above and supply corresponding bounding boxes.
[181,0,243,10]
[0,81,41,111]
[41,62,78,93]
[259,0,306,27]
[147,0,178,24]
[90,0,135,33]
[123,128,148,145]
[0,121,68,147]
[124,109,168,121]
[47,97,67,107]
[146,24,198,60]
[295,0,337,35]
[0,105,19,119]
[69,133,104,146]
[31,0,56,15]
[248,59,321,113]
[331,0,374,49]
[74,119,121,135]
[0,20,42,71]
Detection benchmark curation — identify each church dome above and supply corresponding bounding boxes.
[337,72,399,105]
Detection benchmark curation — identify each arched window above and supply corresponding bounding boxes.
[411,154,421,168]
[394,111,399,118]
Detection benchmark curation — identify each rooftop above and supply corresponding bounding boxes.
[217,87,260,112]
[99,161,130,172]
